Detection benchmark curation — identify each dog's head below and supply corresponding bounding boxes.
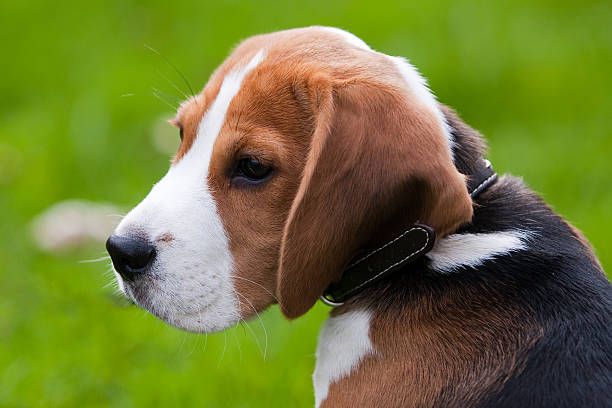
[106,27,472,332]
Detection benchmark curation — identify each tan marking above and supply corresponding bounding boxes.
[156,233,174,243]
[169,26,472,318]
[321,291,543,407]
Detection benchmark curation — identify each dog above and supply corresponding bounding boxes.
[106,27,612,407]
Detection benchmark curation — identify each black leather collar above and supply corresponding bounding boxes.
[466,159,498,199]
[320,159,498,306]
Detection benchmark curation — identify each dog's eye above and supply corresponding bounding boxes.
[236,157,273,181]
[179,127,184,141]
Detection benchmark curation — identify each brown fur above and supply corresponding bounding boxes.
[316,108,548,407]
[277,78,473,317]
[171,27,484,405]
[321,287,543,408]
[172,27,472,318]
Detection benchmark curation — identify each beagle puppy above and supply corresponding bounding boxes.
[106,27,612,407]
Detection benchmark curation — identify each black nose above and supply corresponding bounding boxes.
[106,234,156,281]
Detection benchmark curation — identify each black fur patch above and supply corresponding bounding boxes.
[348,106,612,407]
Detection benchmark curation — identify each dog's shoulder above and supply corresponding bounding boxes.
[469,176,612,407]
[361,175,612,407]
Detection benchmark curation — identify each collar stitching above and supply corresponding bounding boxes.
[345,227,421,270]
[339,226,431,300]
[470,172,497,198]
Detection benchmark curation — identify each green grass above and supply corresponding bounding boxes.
[1,0,611,406]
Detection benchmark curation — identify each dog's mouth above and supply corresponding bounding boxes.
[120,276,161,312]
[115,269,240,333]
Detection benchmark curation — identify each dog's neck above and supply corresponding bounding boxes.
[313,183,537,408]
[320,106,495,306]
[313,107,529,407]
[442,105,489,178]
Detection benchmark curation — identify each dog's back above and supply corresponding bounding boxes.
[467,176,611,407]
[448,106,612,407]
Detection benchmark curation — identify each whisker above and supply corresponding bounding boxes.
[102,269,115,277]
[234,296,264,359]
[102,280,116,290]
[233,296,260,353]
[232,327,243,363]
[202,332,208,352]
[145,44,196,97]
[79,256,111,264]
[232,276,280,303]
[152,86,182,104]
[187,333,203,358]
[156,70,191,101]
[178,330,189,353]
[233,290,268,361]
[152,90,179,111]
[217,330,228,368]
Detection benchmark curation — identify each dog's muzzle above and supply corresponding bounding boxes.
[106,234,156,281]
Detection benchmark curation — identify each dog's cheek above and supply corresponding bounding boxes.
[211,188,280,316]
[207,168,294,317]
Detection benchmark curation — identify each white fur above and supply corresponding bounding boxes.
[427,230,529,273]
[312,232,528,405]
[388,56,454,155]
[322,26,453,156]
[113,50,266,333]
[321,26,372,51]
[314,309,375,408]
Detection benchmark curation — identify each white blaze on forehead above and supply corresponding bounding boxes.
[113,49,266,333]
[177,49,266,170]
[314,309,375,408]
[427,230,529,273]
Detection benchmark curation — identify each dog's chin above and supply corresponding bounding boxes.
[115,273,240,334]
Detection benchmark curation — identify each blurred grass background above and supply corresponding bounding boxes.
[0,0,610,406]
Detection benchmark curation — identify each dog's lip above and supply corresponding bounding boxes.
[127,282,231,333]
[122,275,220,320]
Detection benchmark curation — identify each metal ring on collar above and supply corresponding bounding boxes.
[319,294,344,307]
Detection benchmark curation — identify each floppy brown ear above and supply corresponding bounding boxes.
[277,77,473,318]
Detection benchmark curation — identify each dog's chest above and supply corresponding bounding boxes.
[313,309,374,408]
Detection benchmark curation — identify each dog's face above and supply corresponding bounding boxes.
[107,27,473,333]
